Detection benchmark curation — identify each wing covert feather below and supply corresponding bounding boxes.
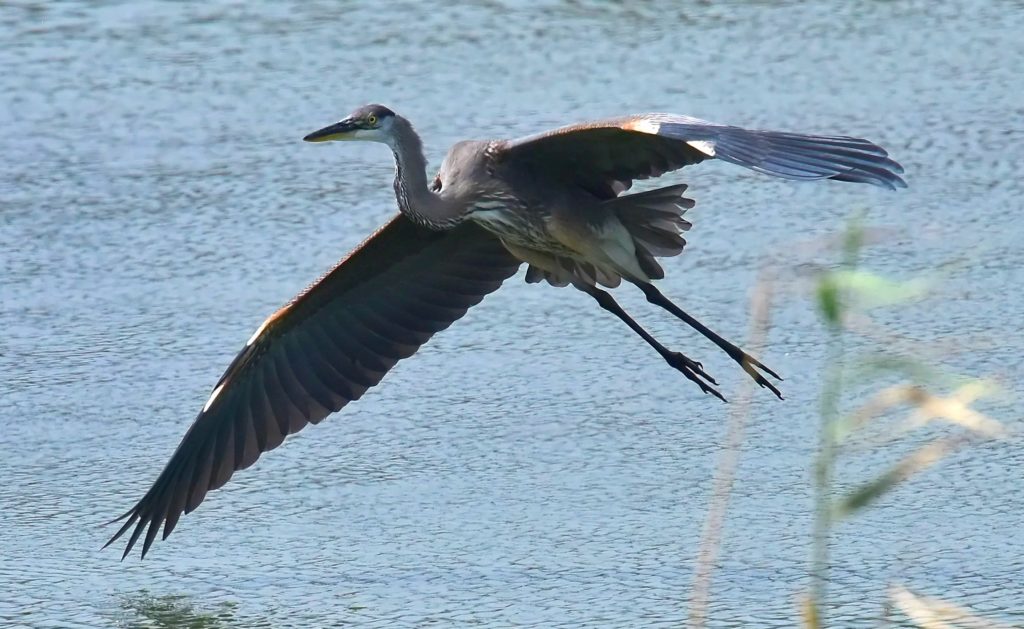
[497,113,906,196]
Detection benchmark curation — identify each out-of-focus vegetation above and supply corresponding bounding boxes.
[690,219,1014,629]
[805,220,1011,628]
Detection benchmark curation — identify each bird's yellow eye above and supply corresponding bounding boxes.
[367,114,378,126]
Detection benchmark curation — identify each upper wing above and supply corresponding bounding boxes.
[495,113,906,198]
[106,215,521,559]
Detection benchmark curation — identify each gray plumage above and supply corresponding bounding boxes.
[107,103,906,559]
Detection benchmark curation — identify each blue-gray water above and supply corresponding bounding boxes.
[2,1,1023,627]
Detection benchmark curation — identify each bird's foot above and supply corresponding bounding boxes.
[732,351,784,400]
[664,351,727,402]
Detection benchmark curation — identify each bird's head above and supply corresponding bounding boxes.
[303,104,397,146]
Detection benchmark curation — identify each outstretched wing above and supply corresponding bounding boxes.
[495,113,906,198]
[106,215,521,559]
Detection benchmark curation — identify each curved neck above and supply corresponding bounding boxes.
[389,118,463,230]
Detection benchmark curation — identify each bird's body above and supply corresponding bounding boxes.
[475,157,649,284]
[107,103,906,559]
[385,128,688,289]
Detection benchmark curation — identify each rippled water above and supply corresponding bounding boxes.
[2,1,1023,627]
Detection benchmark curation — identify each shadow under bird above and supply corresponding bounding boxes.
[107,104,906,558]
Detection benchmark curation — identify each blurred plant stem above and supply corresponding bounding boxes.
[808,220,865,628]
[688,272,774,629]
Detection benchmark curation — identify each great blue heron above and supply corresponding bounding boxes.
[106,104,906,558]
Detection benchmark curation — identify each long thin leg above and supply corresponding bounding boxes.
[574,282,727,402]
[633,280,783,400]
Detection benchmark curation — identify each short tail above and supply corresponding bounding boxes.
[607,184,694,280]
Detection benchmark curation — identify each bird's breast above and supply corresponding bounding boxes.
[468,199,565,252]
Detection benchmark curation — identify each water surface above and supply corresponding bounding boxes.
[2,1,1023,626]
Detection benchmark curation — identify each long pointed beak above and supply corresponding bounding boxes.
[303,118,358,142]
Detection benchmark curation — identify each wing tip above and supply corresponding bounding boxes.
[103,501,159,560]
[836,166,908,190]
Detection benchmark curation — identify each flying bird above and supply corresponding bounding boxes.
[107,104,906,558]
